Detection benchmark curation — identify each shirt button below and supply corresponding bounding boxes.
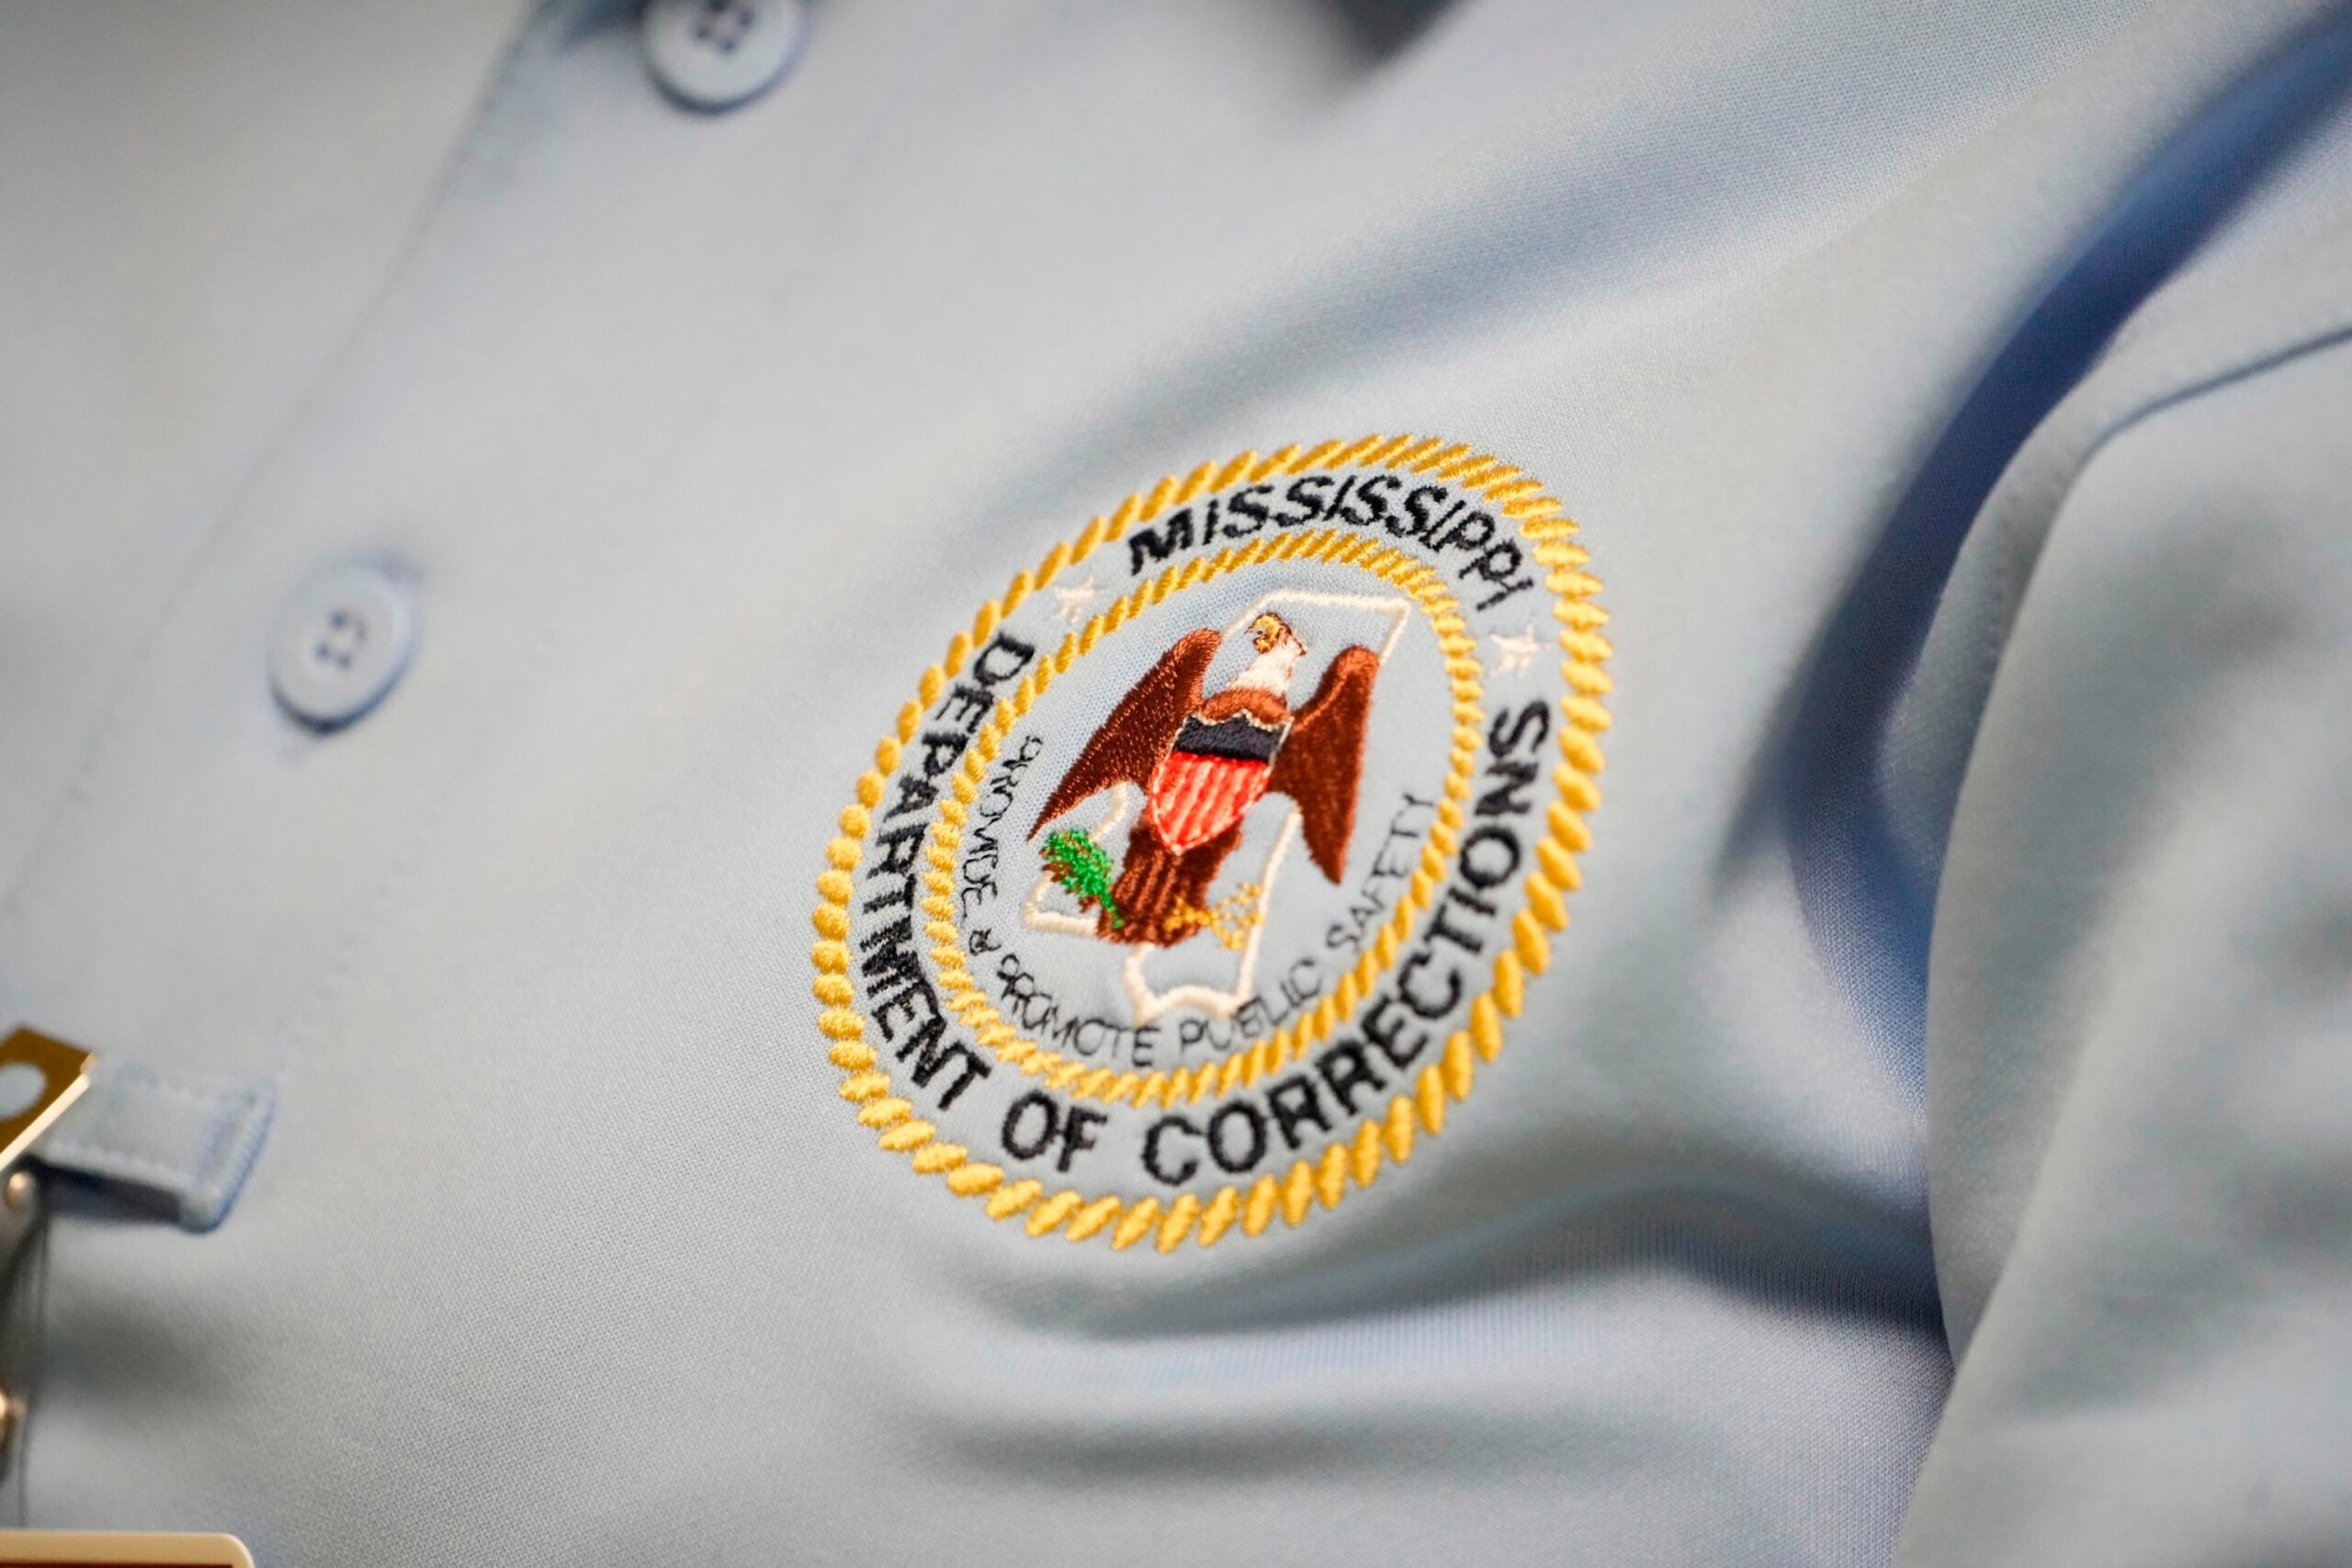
[266,558,421,731]
[640,0,810,112]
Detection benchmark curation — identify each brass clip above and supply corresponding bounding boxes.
[0,1032,91,1176]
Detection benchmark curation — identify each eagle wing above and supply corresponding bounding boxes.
[1267,645,1380,882]
[1030,627,1221,838]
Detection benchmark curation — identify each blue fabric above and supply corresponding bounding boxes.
[3,2,2350,1563]
[1777,8,2352,1104]
[42,1060,275,1232]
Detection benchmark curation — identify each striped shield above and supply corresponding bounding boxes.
[1146,750,1272,853]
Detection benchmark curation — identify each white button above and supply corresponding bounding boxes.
[640,0,809,112]
[266,558,420,730]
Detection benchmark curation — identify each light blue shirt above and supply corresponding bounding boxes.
[3,1,2350,1562]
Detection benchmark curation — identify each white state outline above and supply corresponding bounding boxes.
[1022,587,1413,1025]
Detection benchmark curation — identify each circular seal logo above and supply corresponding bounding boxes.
[808,436,1609,1252]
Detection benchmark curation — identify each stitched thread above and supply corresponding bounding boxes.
[809,436,1609,1251]
[43,1067,273,1228]
[935,530,1478,1102]
[46,1090,266,1170]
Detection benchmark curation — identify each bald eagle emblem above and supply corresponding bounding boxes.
[1028,609,1383,976]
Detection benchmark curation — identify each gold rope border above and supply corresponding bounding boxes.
[808,434,1611,1252]
[925,530,1477,1106]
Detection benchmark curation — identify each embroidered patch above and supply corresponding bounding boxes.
[808,436,1609,1252]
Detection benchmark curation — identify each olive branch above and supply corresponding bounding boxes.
[1042,829,1123,929]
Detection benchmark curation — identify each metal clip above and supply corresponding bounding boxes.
[0,1028,95,1487]
[0,1030,93,1178]
[0,1027,94,1284]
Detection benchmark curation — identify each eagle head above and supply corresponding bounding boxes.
[1235,613,1308,699]
[1249,612,1305,657]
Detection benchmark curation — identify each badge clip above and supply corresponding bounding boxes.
[0,1030,92,1175]
[0,1029,94,1483]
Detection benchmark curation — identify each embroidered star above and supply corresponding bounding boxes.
[1490,625,1539,676]
[1051,575,1100,624]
